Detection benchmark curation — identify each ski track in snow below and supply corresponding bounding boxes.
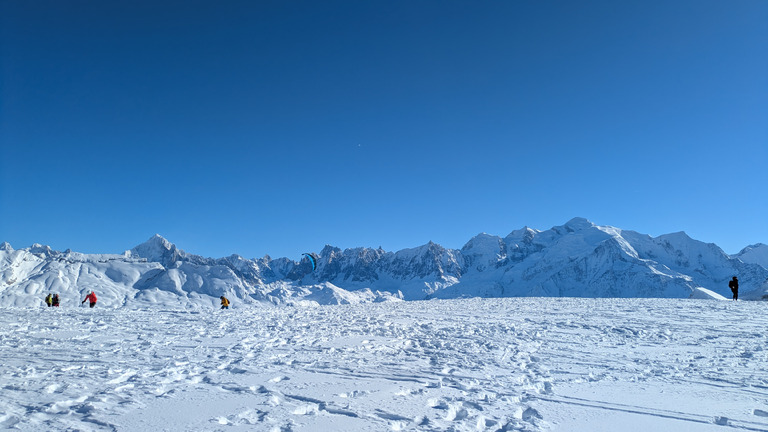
[1,298,768,431]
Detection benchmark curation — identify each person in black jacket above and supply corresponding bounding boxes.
[728,276,739,301]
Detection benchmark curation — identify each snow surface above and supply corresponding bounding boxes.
[2,298,768,431]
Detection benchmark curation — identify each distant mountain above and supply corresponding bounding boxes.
[733,244,768,269]
[2,218,767,307]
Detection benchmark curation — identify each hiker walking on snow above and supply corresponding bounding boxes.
[729,277,739,301]
[45,293,53,307]
[220,296,230,310]
[82,291,97,308]
[52,294,60,307]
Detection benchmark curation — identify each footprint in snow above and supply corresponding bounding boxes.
[444,404,469,421]
[427,398,449,409]
[393,387,423,397]
[0,414,21,428]
[270,376,289,383]
[337,389,370,398]
[220,383,256,393]
[44,384,61,394]
[374,409,411,422]
[292,404,320,416]
[212,409,268,425]
[225,365,248,374]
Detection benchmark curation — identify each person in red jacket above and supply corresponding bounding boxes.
[82,291,97,308]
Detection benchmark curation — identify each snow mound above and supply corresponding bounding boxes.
[689,287,728,300]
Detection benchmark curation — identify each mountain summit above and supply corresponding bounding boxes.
[128,234,184,268]
[735,244,768,267]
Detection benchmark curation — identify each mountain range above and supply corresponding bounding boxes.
[2,218,767,307]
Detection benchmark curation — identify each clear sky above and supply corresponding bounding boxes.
[1,0,766,259]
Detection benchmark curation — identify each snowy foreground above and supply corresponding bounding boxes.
[2,298,768,432]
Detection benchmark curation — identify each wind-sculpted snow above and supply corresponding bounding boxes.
[2,298,768,431]
[2,218,768,306]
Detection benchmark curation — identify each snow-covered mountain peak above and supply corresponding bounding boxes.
[320,245,340,257]
[656,231,696,246]
[28,243,55,256]
[504,227,539,247]
[147,234,173,249]
[225,253,247,263]
[397,242,431,256]
[735,243,768,269]
[462,233,503,254]
[461,233,505,271]
[652,231,727,259]
[129,234,183,267]
[0,242,12,251]
[562,217,595,232]
[508,226,538,236]
[468,232,495,239]
[739,243,767,252]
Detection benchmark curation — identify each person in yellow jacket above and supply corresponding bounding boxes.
[220,296,230,310]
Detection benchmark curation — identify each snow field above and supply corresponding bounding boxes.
[1,298,768,431]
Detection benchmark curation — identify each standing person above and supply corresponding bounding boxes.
[729,276,739,301]
[220,296,230,310]
[82,291,97,308]
[52,294,60,307]
[45,293,53,307]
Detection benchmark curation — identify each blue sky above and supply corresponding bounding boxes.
[1,0,766,259]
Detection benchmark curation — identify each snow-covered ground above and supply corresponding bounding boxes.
[2,298,768,432]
